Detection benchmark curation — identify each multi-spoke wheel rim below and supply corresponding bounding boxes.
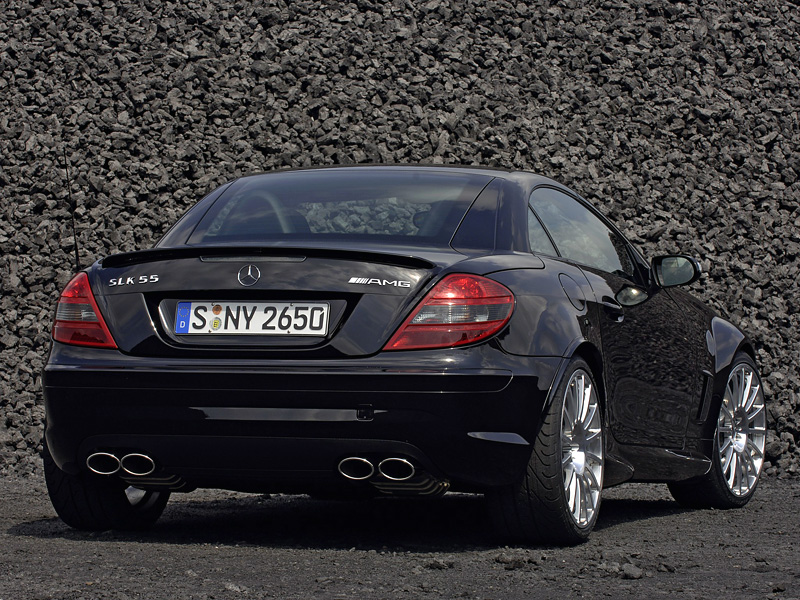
[561,369,604,528]
[717,364,766,496]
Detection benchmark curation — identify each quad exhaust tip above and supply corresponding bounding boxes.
[120,453,156,476]
[378,457,415,481]
[86,452,156,477]
[86,452,121,476]
[337,457,375,480]
[337,456,416,482]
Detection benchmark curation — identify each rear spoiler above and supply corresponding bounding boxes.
[101,246,437,270]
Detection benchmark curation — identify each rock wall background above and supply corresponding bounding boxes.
[1,0,798,477]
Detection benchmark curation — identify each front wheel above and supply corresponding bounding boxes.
[43,443,170,531]
[488,357,604,545]
[668,352,766,508]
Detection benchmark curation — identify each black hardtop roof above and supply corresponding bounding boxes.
[233,164,560,188]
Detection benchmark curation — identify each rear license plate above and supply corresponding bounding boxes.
[175,301,329,336]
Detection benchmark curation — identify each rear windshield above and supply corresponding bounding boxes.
[186,169,492,247]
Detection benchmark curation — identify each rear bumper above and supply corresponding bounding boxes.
[43,343,561,492]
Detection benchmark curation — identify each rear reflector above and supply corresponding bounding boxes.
[52,273,117,349]
[384,274,514,351]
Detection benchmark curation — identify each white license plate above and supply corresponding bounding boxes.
[175,301,329,336]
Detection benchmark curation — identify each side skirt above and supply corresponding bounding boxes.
[621,445,712,483]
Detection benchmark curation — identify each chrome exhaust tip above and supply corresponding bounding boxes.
[120,453,156,477]
[378,457,415,481]
[337,457,375,480]
[86,452,121,475]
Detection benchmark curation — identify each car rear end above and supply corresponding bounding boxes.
[43,168,556,497]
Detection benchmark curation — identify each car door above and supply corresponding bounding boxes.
[529,186,699,449]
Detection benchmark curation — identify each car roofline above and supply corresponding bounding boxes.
[228,164,558,185]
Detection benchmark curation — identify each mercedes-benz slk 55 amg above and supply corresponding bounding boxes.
[42,166,766,544]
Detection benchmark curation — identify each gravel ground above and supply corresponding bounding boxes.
[2,0,800,478]
[1,475,798,600]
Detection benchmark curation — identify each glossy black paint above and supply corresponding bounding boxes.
[45,343,559,490]
[43,166,755,496]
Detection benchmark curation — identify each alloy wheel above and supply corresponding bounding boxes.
[717,364,766,496]
[561,369,604,528]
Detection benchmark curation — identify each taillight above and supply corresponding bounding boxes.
[384,274,514,351]
[52,273,117,349]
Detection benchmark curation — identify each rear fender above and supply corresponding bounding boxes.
[488,263,595,358]
[534,341,635,487]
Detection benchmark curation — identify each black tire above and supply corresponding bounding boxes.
[668,353,766,509]
[487,357,604,545]
[43,444,170,531]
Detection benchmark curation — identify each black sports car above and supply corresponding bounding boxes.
[42,165,766,544]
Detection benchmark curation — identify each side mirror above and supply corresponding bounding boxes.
[651,255,702,288]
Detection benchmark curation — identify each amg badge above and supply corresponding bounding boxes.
[348,277,412,287]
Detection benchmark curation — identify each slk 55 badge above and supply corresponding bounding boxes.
[108,275,159,287]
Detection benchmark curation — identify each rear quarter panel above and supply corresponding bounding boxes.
[487,257,597,358]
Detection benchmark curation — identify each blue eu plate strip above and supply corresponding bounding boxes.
[175,302,192,333]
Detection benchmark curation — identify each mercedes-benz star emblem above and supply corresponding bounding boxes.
[237,264,261,287]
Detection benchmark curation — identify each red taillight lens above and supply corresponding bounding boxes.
[384,274,515,351]
[52,273,117,349]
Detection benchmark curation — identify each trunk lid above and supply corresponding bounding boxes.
[92,245,462,358]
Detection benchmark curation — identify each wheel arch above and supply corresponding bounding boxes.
[668,343,766,508]
[560,340,636,487]
[701,318,762,447]
[571,342,606,408]
[737,341,756,364]
[490,339,606,545]
[710,316,751,375]
[540,340,605,420]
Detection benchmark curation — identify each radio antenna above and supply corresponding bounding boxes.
[62,148,81,272]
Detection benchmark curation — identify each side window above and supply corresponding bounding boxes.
[527,207,558,256]
[529,188,634,277]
